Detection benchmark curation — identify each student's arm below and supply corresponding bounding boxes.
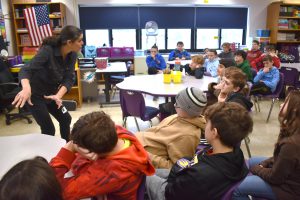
[50,147,124,199]
[250,143,298,184]
[272,56,281,68]
[253,70,264,83]
[184,51,191,60]
[259,157,274,168]
[158,55,167,70]
[151,136,199,169]
[262,69,280,90]
[250,56,262,72]
[168,51,175,61]
[194,67,204,79]
[146,56,154,67]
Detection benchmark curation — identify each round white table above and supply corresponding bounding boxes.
[116,74,217,97]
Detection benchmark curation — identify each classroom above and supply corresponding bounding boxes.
[0,0,300,199]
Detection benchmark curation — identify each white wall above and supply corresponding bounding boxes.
[2,0,280,55]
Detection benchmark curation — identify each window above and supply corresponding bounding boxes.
[196,29,219,49]
[112,29,136,49]
[221,29,243,47]
[141,29,165,50]
[85,29,109,47]
[167,29,191,49]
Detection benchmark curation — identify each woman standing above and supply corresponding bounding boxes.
[233,90,300,200]
[12,25,83,141]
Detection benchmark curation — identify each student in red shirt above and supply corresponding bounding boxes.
[246,40,262,63]
[250,44,280,72]
[50,111,155,200]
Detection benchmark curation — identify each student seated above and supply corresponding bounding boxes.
[250,55,280,96]
[186,55,205,79]
[218,42,234,60]
[0,157,62,200]
[135,87,207,169]
[146,44,167,75]
[146,102,253,200]
[251,44,280,72]
[233,90,300,200]
[168,41,191,61]
[218,67,253,111]
[203,49,220,77]
[246,40,262,63]
[234,50,253,81]
[50,111,155,200]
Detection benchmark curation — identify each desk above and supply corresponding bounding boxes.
[167,60,192,65]
[116,74,217,97]
[0,134,66,178]
[96,62,127,105]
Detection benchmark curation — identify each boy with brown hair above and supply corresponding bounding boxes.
[251,44,280,72]
[218,66,253,111]
[136,87,207,169]
[246,40,262,63]
[186,55,205,79]
[50,111,155,200]
[146,102,253,200]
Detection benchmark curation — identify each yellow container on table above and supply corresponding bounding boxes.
[163,74,172,83]
[172,71,182,83]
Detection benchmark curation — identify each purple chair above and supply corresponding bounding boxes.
[252,73,285,123]
[120,89,160,131]
[137,175,146,200]
[221,180,243,200]
[279,66,300,93]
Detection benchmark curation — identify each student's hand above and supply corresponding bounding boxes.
[269,52,277,57]
[44,94,62,109]
[157,70,163,74]
[64,141,76,153]
[175,57,180,60]
[218,92,227,102]
[250,164,264,175]
[263,67,270,73]
[12,88,33,108]
[181,57,186,60]
[74,143,99,161]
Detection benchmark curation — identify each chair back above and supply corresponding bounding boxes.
[272,72,285,97]
[120,90,147,120]
[136,175,146,200]
[279,66,299,87]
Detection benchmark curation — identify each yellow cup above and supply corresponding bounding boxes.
[163,74,172,83]
[172,71,182,83]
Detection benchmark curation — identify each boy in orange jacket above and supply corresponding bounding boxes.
[50,111,155,200]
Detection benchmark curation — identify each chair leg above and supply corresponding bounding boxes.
[266,98,275,123]
[255,96,261,112]
[244,137,251,158]
[134,117,140,131]
[122,117,127,128]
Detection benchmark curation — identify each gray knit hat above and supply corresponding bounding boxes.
[175,87,207,117]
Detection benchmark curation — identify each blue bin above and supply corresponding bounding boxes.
[256,29,270,37]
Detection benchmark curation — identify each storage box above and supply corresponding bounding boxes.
[172,71,182,83]
[95,57,108,69]
[122,47,134,57]
[110,47,123,58]
[96,47,110,57]
[163,74,171,83]
[256,29,270,37]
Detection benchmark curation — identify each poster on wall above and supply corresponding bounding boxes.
[0,2,6,40]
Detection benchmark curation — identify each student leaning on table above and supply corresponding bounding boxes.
[135,87,207,169]
[50,111,155,200]
[203,49,220,77]
[12,25,83,141]
[146,44,166,74]
[168,41,191,61]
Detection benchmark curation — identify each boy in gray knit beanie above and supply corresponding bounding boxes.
[175,87,207,117]
[135,87,207,169]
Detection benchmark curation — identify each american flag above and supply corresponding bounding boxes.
[24,5,52,46]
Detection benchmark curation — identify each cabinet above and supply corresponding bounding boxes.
[267,2,300,44]
[63,63,82,108]
[11,2,65,55]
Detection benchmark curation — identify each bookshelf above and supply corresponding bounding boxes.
[12,2,65,55]
[267,2,300,43]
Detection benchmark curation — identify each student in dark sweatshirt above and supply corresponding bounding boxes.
[146,102,253,200]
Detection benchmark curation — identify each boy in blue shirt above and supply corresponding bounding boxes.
[146,44,166,74]
[168,41,191,61]
[203,49,220,77]
[250,55,280,95]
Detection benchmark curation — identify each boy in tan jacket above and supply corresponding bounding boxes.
[135,87,207,169]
